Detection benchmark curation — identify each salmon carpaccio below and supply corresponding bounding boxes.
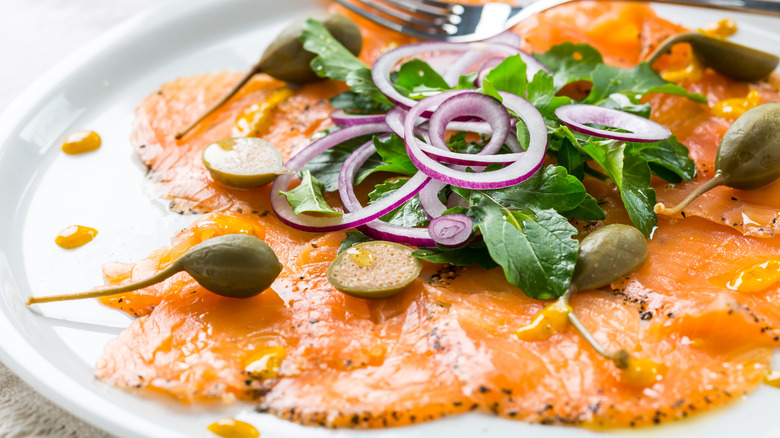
[96,2,780,429]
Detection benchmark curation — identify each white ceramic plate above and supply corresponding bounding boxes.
[1,0,779,437]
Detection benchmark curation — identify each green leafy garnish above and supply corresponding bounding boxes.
[338,230,372,254]
[330,91,391,114]
[279,170,342,216]
[534,42,603,90]
[301,133,377,191]
[368,179,429,227]
[301,19,390,105]
[395,58,451,98]
[356,135,418,183]
[484,54,527,97]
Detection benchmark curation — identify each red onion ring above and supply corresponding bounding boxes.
[270,123,431,232]
[418,180,448,218]
[338,136,437,247]
[372,41,550,110]
[331,110,386,126]
[428,214,473,247]
[404,91,547,189]
[555,104,672,143]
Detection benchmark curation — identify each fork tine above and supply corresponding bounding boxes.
[380,0,456,17]
[351,0,450,27]
[398,0,466,12]
[334,0,456,39]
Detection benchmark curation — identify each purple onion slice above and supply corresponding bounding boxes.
[428,214,473,247]
[331,110,386,127]
[555,104,672,143]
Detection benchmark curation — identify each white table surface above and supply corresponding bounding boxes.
[0,1,166,436]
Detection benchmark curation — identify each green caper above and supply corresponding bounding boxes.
[27,234,282,305]
[176,13,362,139]
[327,241,423,299]
[570,224,649,291]
[656,103,780,216]
[646,31,779,82]
[202,137,293,188]
[563,224,649,370]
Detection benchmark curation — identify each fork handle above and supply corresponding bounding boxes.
[647,0,780,16]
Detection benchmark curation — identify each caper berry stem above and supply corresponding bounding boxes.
[654,173,725,216]
[26,261,182,305]
[645,32,693,66]
[563,286,631,369]
[175,65,262,140]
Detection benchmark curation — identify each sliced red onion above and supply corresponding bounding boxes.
[385,106,407,137]
[428,92,509,155]
[555,104,672,143]
[270,123,432,232]
[331,110,386,126]
[338,135,437,247]
[428,214,473,247]
[418,180,448,219]
[372,41,550,110]
[475,57,505,86]
[405,91,547,188]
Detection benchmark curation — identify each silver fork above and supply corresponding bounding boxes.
[334,0,780,42]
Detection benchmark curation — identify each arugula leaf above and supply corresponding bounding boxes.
[484,54,527,97]
[356,135,418,183]
[477,206,578,299]
[301,133,377,191]
[465,165,594,215]
[584,63,706,107]
[395,58,451,98]
[556,139,585,180]
[627,135,696,183]
[413,243,498,270]
[301,19,390,105]
[368,179,429,227]
[479,77,503,102]
[534,42,603,90]
[559,194,605,221]
[579,141,657,235]
[338,230,371,254]
[526,70,572,119]
[330,91,391,114]
[279,170,342,216]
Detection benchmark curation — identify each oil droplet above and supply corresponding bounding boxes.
[711,89,762,120]
[346,247,375,267]
[516,297,571,342]
[621,357,663,388]
[61,131,101,155]
[764,369,780,388]
[245,346,286,380]
[234,87,294,137]
[55,225,98,249]
[207,418,259,438]
[727,258,780,293]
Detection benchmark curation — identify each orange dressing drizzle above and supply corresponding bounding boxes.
[55,225,98,249]
[346,247,375,267]
[61,130,101,155]
[621,358,663,388]
[245,346,286,380]
[711,89,762,119]
[516,298,571,342]
[207,418,260,438]
[727,258,780,293]
[703,18,738,38]
[765,370,780,388]
[234,87,295,137]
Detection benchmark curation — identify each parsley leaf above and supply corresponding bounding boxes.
[301,19,390,105]
[279,170,342,216]
[368,179,429,227]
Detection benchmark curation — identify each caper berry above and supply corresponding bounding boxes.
[202,138,293,188]
[646,31,779,82]
[327,241,422,299]
[571,224,649,291]
[27,234,282,304]
[656,103,780,216]
[176,13,362,139]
